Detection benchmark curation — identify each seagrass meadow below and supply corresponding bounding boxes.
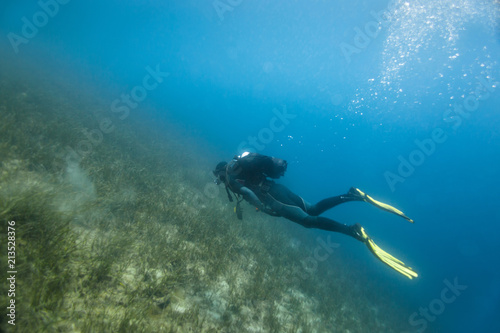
[0,60,412,333]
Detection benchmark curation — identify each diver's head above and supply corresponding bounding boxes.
[213,161,227,185]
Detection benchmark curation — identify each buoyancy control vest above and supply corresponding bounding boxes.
[228,152,287,181]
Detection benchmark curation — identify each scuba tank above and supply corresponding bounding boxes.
[234,152,287,179]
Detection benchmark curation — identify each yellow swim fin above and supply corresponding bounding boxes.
[350,187,414,223]
[355,224,418,279]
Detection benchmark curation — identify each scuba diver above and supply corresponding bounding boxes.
[213,152,418,279]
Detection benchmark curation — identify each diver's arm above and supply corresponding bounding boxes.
[239,186,265,209]
[226,177,263,207]
[240,186,281,216]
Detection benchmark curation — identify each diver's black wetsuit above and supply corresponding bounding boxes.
[253,181,365,240]
[218,155,364,241]
[213,153,419,279]
[263,181,362,237]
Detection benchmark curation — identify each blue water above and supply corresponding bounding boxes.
[2,0,499,332]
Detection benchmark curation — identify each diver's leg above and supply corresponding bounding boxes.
[266,184,308,211]
[306,190,364,216]
[298,215,362,239]
[307,187,413,223]
[265,184,347,216]
[265,192,361,239]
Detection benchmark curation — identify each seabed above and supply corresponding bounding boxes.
[0,60,411,332]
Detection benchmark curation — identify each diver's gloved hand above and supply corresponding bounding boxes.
[351,223,418,279]
[257,206,281,217]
